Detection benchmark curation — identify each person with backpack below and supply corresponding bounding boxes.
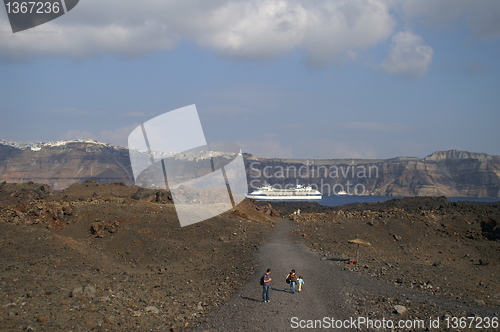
[261,268,272,302]
[286,269,297,294]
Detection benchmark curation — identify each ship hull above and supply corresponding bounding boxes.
[246,195,322,200]
[246,184,322,201]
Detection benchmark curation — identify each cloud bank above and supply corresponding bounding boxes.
[1,0,499,75]
[0,0,393,66]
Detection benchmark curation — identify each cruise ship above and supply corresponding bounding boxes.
[246,184,322,201]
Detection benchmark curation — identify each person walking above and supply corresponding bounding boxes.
[286,269,297,294]
[297,275,304,292]
[261,268,272,302]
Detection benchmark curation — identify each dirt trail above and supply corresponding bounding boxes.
[190,218,500,332]
[189,218,356,331]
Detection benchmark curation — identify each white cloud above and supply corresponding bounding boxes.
[3,0,496,72]
[0,0,395,67]
[379,31,433,78]
[0,1,177,61]
[300,0,395,68]
[194,0,308,60]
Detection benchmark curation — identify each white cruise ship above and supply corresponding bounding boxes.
[246,184,322,200]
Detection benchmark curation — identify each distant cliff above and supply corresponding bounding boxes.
[246,150,500,197]
[0,140,134,191]
[0,140,499,197]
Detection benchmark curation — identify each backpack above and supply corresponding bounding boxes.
[260,275,265,286]
[286,277,290,284]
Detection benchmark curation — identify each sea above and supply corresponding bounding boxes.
[317,195,500,207]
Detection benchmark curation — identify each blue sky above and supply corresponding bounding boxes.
[1,0,499,159]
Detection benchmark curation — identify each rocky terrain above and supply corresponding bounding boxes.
[190,216,499,332]
[1,180,499,331]
[273,197,500,310]
[0,181,277,331]
[1,139,499,197]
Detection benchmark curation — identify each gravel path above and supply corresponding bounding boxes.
[189,218,500,331]
[189,219,356,331]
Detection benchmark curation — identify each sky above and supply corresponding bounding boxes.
[0,0,499,159]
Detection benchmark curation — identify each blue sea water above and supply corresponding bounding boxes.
[318,195,500,207]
